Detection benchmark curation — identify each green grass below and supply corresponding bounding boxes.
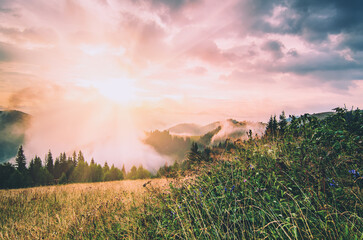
[135,137,362,239]
[1,108,362,239]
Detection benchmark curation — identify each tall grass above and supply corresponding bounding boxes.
[0,179,169,239]
[136,140,362,239]
[1,109,362,239]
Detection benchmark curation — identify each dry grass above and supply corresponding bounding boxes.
[0,178,171,239]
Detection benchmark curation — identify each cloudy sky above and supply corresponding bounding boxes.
[0,0,362,166]
[1,0,363,119]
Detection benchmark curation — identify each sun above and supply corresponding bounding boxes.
[95,78,137,104]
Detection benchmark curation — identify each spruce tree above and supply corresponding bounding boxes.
[72,151,77,165]
[103,162,110,172]
[15,145,26,172]
[45,150,54,175]
[272,115,278,138]
[265,116,273,136]
[278,111,288,135]
[121,164,126,177]
[77,151,85,163]
[54,158,60,179]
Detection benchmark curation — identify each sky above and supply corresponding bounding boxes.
[0,0,362,168]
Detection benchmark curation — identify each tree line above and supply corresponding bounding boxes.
[0,147,152,189]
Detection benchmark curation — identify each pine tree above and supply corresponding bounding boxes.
[54,158,60,179]
[72,151,77,166]
[15,145,26,172]
[265,116,273,136]
[188,142,201,162]
[77,151,85,163]
[59,153,68,177]
[121,164,126,177]
[272,115,278,138]
[29,155,43,185]
[45,150,54,175]
[103,162,110,172]
[278,111,288,136]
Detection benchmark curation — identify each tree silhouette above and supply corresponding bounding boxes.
[45,150,54,175]
[15,145,26,172]
[278,111,288,136]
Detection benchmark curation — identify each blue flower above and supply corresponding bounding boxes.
[349,169,360,178]
[224,187,227,192]
[230,185,235,192]
[327,178,337,188]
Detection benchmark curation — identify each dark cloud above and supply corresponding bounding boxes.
[150,0,198,10]
[132,0,199,11]
[342,33,363,51]
[261,40,284,59]
[0,7,12,13]
[239,0,363,50]
[287,49,299,57]
[282,58,362,75]
[0,42,14,61]
[235,0,363,89]
[269,52,363,86]
[0,47,10,61]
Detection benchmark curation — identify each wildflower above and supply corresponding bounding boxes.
[224,187,227,192]
[244,179,247,183]
[249,164,254,170]
[328,178,337,188]
[349,169,360,178]
[230,185,235,192]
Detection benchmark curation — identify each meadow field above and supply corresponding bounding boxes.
[1,109,362,239]
[0,179,172,239]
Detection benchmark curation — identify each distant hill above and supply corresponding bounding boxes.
[311,111,334,120]
[0,110,31,163]
[167,122,220,136]
[168,119,266,140]
[145,119,266,161]
[167,119,265,138]
[146,110,337,162]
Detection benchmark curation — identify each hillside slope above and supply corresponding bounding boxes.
[0,110,31,163]
[145,119,266,161]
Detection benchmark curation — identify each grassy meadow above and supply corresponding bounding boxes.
[0,179,172,239]
[0,108,362,239]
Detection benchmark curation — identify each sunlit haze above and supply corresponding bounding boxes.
[1,0,362,169]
